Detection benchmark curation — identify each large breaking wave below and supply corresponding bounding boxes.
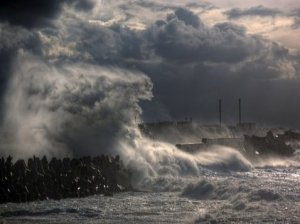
[1,51,299,193]
[0,52,152,158]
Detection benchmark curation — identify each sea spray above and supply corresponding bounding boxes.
[0,51,253,192]
[1,51,294,194]
[253,149,300,168]
[0,51,152,158]
[120,129,253,190]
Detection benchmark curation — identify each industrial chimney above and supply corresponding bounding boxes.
[238,98,242,125]
[219,99,222,127]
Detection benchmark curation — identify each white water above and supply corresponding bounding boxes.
[1,165,299,223]
[1,120,299,224]
[1,53,299,223]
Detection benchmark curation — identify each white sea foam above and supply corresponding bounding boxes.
[120,131,253,190]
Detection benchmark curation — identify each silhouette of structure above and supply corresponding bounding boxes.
[0,155,132,204]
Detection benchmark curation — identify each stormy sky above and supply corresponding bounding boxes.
[2,0,300,129]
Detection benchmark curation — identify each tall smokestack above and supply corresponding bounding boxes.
[238,98,242,125]
[219,99,222,127]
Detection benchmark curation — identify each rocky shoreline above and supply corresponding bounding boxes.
[0,155,132,204]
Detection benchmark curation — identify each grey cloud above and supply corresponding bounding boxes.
[185,2,215,10]
[74,23,147,64]
[134,10,300,127]
[133,0,215,12]
[225,5,282,19]
[213,22,246,35]
[174,8,202,28]
[73,0,95,11]
[1,5,300,141]
[134,0,177,11]
[140,57,300,127]
[0,0,94,28]
[146,14,264,63]
[55,9,265,64]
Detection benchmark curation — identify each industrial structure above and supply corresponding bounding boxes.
[139,99,296,161]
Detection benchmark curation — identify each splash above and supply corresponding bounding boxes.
[253,156,300,168]
[0,51,255,191]
[1,51,295,194]
[120,130,252,190]
[0,51,152,158]
[0,51,253,193]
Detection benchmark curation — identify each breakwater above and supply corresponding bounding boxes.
[0,155,132,204]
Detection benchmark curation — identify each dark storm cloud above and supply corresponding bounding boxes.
[225,5,282,19]
[174,8,202,28]
[73,0,94,11]
[0,0,94,28]
[132,9,299,126]
[54,9,270,65]
[146,13,264,63]
[1,5,300,128]
[71,23,148,65]
[0,0,63,28]
[140,62,300,127]
[0,0,93,105]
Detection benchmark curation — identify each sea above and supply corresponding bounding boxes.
[1,149,300,223]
